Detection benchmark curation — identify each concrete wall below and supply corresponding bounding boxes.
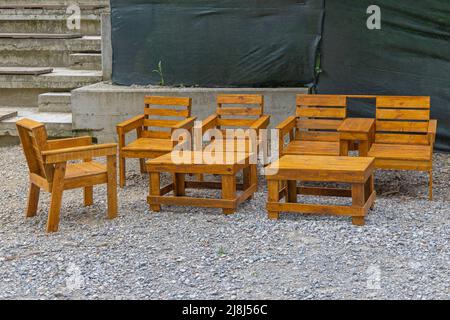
[72,82,309,142]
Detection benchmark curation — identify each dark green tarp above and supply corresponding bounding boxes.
[318,0,450,152]
[110,0,324,87]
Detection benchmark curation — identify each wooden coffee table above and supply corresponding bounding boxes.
[338,118,375,156]
[147,151,258,215]
[265,155,376,226]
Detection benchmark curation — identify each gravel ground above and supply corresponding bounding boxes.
[0,145,449,300]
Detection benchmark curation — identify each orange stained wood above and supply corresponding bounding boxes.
[116,95,196,188]
[283,140,340,156]
[338,118,375,133]
[122,138,175,153]
[278,94,348,157]
[265,155,375,183]
[369,95,435,200]
[147,151,251,175]
[368,144,432,161]
[16,118,118,233]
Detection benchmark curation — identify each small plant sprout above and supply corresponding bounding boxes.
[152,60,165,86]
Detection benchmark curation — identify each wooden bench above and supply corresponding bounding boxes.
[278,94,348,157]
[368,96,437,200]
[265,155,376,226]
[147,151,258,215]
[16,119,118,233]
[117,96,196,188]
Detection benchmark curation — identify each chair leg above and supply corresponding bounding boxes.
[107,155,118,219]
[26,183,40,218]
[140,158,146,174]
[47,163,66,233]
[119,156,126,188]
[84,186,93,206]
[429,170,433,201]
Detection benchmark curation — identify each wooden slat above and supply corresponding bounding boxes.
[144,108,189,117]
[376,96,430,109]
[217,118,256,127]
[217,94,263,105]
[297,131,340,142]
[296,107,346,119]
[267,202,363,216]
[144,96,191,107]
[297,94,347,107]
[143,119,180,128]
[375,133,429,145]
[148,195,236,209]
[216,107,262,116]
[296,119,343,130]
[376,109,430,120]
[141,130,172,139]
[376,121,429,133]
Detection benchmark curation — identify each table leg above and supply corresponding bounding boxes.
[149,172,161,212]
[287,180,297,203]
[351,183,365,226]
[268,180,280,220]
[243,166,252,199]
[367,174,375,210]
[340,140,349,156]
[222,175,237,215]
[359,140,369,157]
[173,173,186,196]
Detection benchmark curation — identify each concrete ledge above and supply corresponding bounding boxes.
[72,82,309,142]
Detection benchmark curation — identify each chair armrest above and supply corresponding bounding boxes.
[46,136,92,150]
[276,116,297,137]
[250,115,271,131]
[43,144,117,164]
[116,115,145,134]
[428,120,437,144]
[172,117,197,131]
[201,114,219,134]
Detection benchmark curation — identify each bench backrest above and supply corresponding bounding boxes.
[142,96,192,139]
[216,94,264,129]
[16,118,53,183]
[296,94,347,142]
[375,96,430,145]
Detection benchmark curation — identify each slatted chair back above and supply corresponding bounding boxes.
[375,96,431,145]
[16,119,54,183]
[142,96,192,139]
[216,94,264,129]
[295,94,347,142]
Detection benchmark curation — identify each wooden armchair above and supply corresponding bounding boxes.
[16,119,118,233]
[368,96,436,199]
[116,96,196,187]
[201,94,270,153]
[278,94,348,157]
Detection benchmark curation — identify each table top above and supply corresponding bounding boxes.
[265,155,375,183]
[338,118,375,133]
[147,151,252,175]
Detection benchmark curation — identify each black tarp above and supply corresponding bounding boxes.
[318,0,450,152]
[110,0,324,88]
[110,0,450,151]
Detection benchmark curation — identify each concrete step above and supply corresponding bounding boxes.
[69,53,101,70]
[0,68,102,107]
[0,1,109,6]
[0,9,106,36]
[0,106,73,138]
[38,92,71,112]
[0,35,101,67]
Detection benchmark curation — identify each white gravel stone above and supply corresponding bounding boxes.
[0,145,449,299]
